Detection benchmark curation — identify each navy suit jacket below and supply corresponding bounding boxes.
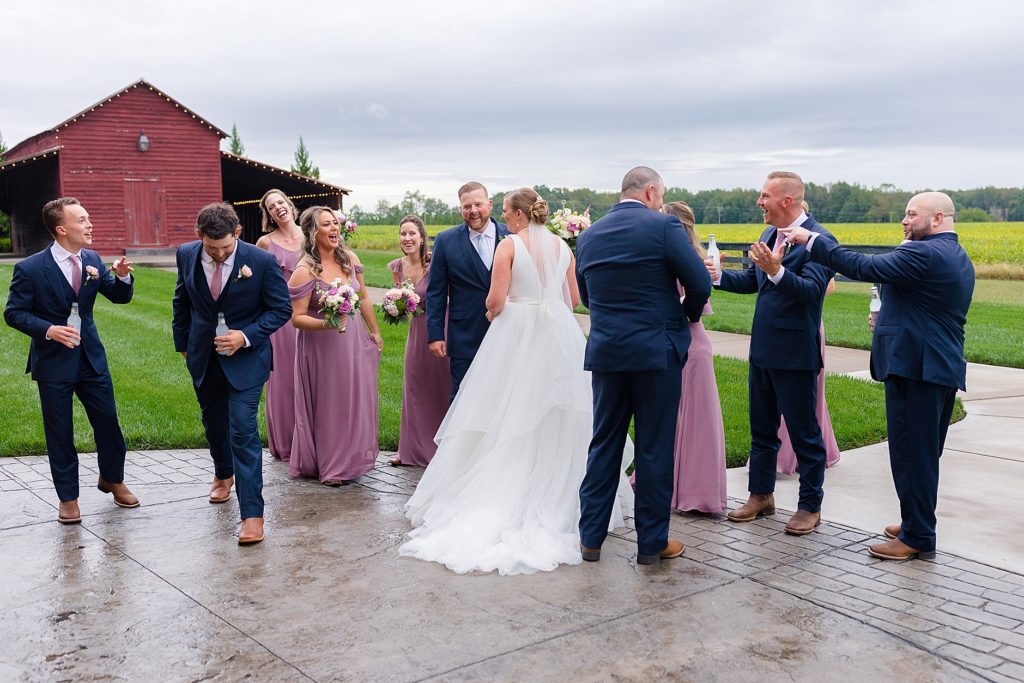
[171,240,291,390]
[575,201,711,372]
[5,244,133,382]
[426,218,509,360]
[810,232,974,390]
[717,216,836,371]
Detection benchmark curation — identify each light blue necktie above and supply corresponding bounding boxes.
[475,232,492,270]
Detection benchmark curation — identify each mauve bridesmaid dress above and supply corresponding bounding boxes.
[264,240,300,461]
[388,259,452,467]
[288,267,381,482]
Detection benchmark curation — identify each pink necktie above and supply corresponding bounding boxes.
[211,261,224,301]
[69,254,82,295]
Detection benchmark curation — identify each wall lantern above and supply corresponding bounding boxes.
[137,131,150,152]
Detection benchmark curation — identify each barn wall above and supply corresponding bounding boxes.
[57,85,223,252]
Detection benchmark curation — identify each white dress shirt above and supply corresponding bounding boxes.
[50,241,132,288]
[765,211,807,285]
[470,220,496,270]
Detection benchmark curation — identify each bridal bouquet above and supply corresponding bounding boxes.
[547,207,591,247]
[335,210,358,240]
[381,280,423,325]
[317,278,360,332]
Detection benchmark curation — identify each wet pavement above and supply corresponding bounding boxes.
[3,450,1024,682]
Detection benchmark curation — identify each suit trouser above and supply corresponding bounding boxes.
[747,363,827,512]
[448,356,472,403]
[580,346,683,557]
[885,376,956,553]
[194,354,265,519]
[37,354,127,502]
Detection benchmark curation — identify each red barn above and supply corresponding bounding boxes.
[0,79,349,255]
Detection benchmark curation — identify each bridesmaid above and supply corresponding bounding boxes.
[777,279,841,473]
[255,189,303,462]
[664,201,727,513]
[387,215,452,467]
[288,206,384,485]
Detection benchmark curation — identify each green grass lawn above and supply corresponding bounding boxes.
[1,264,957,466]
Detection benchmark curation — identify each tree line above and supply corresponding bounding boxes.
[350,183,1024,226]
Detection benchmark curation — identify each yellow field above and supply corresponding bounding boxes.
[345,222,1024,268]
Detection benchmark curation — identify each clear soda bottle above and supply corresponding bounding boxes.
[216,312,229,355]
[66,303,81,346]
[706,234,721,275]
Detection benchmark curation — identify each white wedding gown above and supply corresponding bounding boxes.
[400,225,633,576]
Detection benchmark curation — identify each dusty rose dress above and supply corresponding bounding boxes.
[672,301,727,513]
[388,259,452,466]
[289,268,381,482]
[265,240,301,461]
[777,323,841,474]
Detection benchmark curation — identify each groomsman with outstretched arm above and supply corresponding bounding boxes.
[4,197,138,524]
[172,203,291,545]
[782,191,974,560]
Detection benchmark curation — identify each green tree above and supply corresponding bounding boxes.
[0,129,10,250]
[291,136,319,179]
[957,207,991,222]
[228,124,245,156]
[0,128,7,161]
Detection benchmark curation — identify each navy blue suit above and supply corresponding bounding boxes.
[172,240,291,519]
[717,216,835,512]
[808,232,974,551]
[426,218,508,400]
[575,201,711,556]
[4,244,133,501]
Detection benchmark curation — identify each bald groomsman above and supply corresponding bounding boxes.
[783,192,974,560]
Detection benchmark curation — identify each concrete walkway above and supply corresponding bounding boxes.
[3,450,1024,681]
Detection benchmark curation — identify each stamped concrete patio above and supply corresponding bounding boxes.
[3,449,1024,682]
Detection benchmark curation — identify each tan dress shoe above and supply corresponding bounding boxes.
[784,509,821,536]
[238,517,265,545]
[97,478,140,508]
[727,494,776,522]
[580,545,601,562]
[868,538,935,560]
[58,500,81,525]
[209,476,234,504]
[883,524,902,539]
[637,538,686,565]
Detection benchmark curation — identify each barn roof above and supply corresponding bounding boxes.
[0,146,60,173]
[221,151,351,205]
[3,79,228,161]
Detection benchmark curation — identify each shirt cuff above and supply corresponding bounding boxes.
[768,266,786,285]
[117,274,132,284]
[712,274,722,286]
[241,332,251,348]
[807,233,820,251]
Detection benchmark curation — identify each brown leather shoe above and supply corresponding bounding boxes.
[637,538,685,565]
[727,494,776,522]
[784,509,821,536]
[209,476,234,504]
[58,500,81,525]
[97,478,140,508]
[883,524,902,539]
[868,538,935,561]
[238,517,265,545]
[580,545,601,562]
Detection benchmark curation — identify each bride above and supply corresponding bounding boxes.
[400,187,632,576]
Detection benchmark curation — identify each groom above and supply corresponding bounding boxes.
[172,203,291,545]
[576,167,711,565]
[427,181,508,401]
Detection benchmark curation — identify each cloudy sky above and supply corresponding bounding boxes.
[3,1,1022,209]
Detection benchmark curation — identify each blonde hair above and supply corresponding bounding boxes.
[663,201,705,258]
[298,206,354,277]
[505,187,549,225]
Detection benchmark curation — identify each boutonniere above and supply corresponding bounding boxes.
[84,265,100,283]
[236,265,253,281]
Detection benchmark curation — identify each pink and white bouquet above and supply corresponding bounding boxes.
[381,279,423,325]
[335,210,357,240]
[317,278,360,332]
[546,207,591,247]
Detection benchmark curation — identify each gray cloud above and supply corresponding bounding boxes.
[3,0,1022,207]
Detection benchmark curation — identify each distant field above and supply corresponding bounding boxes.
[346,222,1024,276]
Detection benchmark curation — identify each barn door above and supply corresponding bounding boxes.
[123,179,166,246]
